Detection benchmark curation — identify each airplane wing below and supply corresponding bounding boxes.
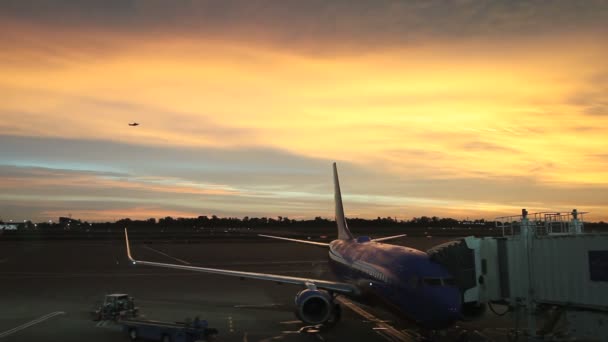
[258,234,329,247]
[124,229,357,295]
[259,233,406,244]
[371,234,407,243]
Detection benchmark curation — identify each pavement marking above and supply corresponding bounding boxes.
[260,335,287,342]
[0,311,65,339]
[336,297,417,342]
[205,260,327,266]
[95,320,114,328]
[0,272,226,279]
[143,245,191,265]
[0,271,300,277]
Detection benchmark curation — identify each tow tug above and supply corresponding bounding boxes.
[92,294,139,321]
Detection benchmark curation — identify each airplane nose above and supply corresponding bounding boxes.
[442,294,462,324]
[433,306,460,328]
[420,288,462,328]
[426,306,460,329]
[447,306,461,320]
[425,298,461,329]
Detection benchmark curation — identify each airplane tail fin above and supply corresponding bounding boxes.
[333,163,354,240]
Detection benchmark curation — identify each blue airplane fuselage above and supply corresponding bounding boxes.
[328,238,461,329]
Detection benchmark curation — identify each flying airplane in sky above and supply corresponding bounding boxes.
[128,122,139,126]
[124,163,462,330]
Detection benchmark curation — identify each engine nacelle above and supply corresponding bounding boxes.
[294,289,334,325]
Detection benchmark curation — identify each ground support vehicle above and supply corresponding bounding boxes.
[92,294,139,321]
[121,317,218,342]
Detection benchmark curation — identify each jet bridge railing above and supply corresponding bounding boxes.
[495,209,586,237]
[494,215,522,237]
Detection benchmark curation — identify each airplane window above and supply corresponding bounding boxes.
[423,278,442,286]
[443,278,457,286]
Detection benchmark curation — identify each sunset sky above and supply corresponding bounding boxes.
[1,1,607,222]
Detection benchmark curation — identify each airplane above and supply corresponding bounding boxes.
[128,122,139,126]
[123,163,462,330]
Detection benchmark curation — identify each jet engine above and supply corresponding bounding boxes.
[294,289,339,325]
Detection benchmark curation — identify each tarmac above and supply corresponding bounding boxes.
[0,236,515,341]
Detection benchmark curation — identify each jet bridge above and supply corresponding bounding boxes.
[428,209,608,341]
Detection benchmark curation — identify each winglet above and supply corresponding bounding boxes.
[333,163,353,240]
[124,228,136,264]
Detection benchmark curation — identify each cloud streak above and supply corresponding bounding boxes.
[1,138,607,222]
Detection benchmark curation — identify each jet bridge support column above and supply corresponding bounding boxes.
[570,209,583,234]
[521,209,538,340]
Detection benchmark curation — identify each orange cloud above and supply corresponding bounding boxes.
[0,173,240,197]
[1,13,607,221]
[2,34,608,188]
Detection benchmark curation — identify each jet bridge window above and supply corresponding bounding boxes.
[589,250,608,282]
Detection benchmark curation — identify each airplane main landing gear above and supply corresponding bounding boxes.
[323,303,342,328]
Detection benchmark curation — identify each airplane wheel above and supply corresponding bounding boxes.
[129,328,138,341]
[205,328,219,341]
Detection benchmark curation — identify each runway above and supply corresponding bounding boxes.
[0,237,513,341]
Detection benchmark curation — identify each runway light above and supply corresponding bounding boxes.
[369,282,373,286]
